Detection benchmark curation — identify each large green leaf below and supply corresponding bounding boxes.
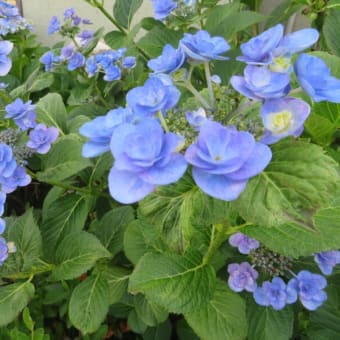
[185,280,247,340]
[139,174,231,253]
[35,93,67,133]
[0,282,35,326]
[113,0,143,30]
[41,193,91,257]
[246,303,294,340]
[36,134,92,182]
[128,251,215,314]
[94,206,134,256]
[234,139,339,228]
[323,9,340,57]
[233,139,340,257]
[50,231,111,281]
[206,3,265,39]
[5,209,42,271]
[69,274,109,334]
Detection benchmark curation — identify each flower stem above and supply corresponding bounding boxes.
[204,61,216,110]
[177,81,212,110]
[157,111,170,132]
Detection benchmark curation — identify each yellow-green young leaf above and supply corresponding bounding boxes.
[185,280,247,340]
[233,139,339,229]
[128,252,216,314]
[50,231,111,281]
[41,194,91,259]
[0,282,35,327]
[69,274,109,334]
[37,134,92,183]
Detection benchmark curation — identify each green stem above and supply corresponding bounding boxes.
[202,224,228,265]
[177,81,212,110]
[157,111,170,132]
[71,36,81,50]
[92,0,126,34]
[204,61,216,111]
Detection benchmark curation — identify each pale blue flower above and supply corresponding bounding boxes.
[151,0,177,20]
[229,232,259,254]
[27,124,59,154]
[0,40,13,76]
[228,262,258,292]
[314,251,340,275]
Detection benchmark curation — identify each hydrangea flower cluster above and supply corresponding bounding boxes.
[80,29,272,204]
[0,1,32,36]
[227,232,340,311]
[230,24,336,145]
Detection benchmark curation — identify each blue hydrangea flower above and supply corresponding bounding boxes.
[229,232,260,254]
[77,30,94,47]
[126,76,180,117]
[260,97,311,144]
[185,121,272,201]
[254,277,297,310]
[122,56,136,69]
[238,24,318,72]
[151,0,177,20]
[80,107,134,158]
[0,143,16,179]
[64,7,75,19]
[180,30,230,62]
[26,124,59,154]
[67,52,85,71]
[287,270,327,311]
[0,1,19,17]
[48,16,61,35]
[148,44,186,74]
[238,24,284,65]
[60,45,74,60]
[103,65,121,81]
[0,40,13,76]
[85,56,98,77]
[227,262,258,292]
[109,119,187,203]
[5,98,37,131]
[1,165,31,194]
[231,65,291,100]
[186,107,207,131]
[40,51,58,72]
[294,54,340,103]
[314,251,340,275]
[0,217,5,234]
[0,236,8,265]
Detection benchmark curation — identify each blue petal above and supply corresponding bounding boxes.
[230,75,259,100]
[192,167,248,201]
[108,167,155,204]
[82,141,110,157]
[227,142,272,180]
[140,154,187,185]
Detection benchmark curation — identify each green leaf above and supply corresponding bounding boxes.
[133,294,168,327]
[206,4,265,39]
[69,274,110,335]
[143,320,172,340]
[36,134,92,182]
[113,0,143,30]
[0,281,35,326]
[36,93,67,133]
[100,266,130,304]
[95,206,134,256]
[234,139,339,228]
[41,193,91,257]
[246,303,294,340]
[50,231,111,281]
[323,9,340,57]
[128,309,148,334]
[128,251,216,314]
[27,72,54,93]
[6,209,42,271]
[124,219,165,265]
[137,27,182,58]
[327,0,340,9]
[185,280,247,340]
[22,307,34,332]
[233,140,340,257]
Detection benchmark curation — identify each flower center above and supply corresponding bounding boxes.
[270,56,291,73]
[268,110,292,133]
